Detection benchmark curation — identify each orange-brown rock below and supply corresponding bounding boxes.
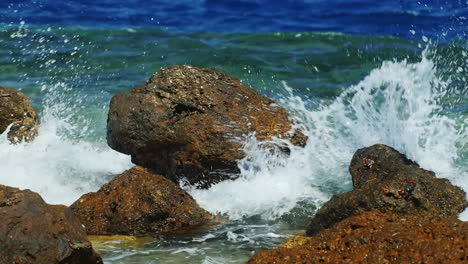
[249,211,468,264]
[0,86,38,143]
[306,144,467,235]
[70,166,212,236]
[107,65,307,187]
[0,185,102,264]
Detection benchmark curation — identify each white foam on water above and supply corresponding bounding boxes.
[188,135,330,220]
[190,52,468,221]
[0,85,133,206]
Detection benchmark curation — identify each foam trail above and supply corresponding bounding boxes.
[190,52,467,220]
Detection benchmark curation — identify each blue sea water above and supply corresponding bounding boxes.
[0,1,467,263]
[1,0,467,39]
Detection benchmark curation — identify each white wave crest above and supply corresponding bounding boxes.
[190,53,467,220]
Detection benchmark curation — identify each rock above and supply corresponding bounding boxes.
[0,185,102,264]
[306,144,467,236]
[249,211,468,264]
[0,86,38,143]
[70,166,212,236]
[107,65,307,187]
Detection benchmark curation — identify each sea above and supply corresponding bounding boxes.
[0,0,466,263]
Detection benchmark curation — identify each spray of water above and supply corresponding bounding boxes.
[190,51,468,220]
[0,83,133,206]
[0,23,133,205]
[0,21,465,220]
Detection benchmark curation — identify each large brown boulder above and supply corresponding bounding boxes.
[70,166,212,236]
[0,185,102,264]
[306,144,467,236]
[249,211,468,264]
[107,65,307,187]
[0,86,38,143]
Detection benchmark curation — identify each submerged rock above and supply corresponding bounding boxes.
[107,65,307,187]
[0,86,38,143]
[306,144,467,235]
[89,235,154,250]
[0,185,102,264]
[70,166,212,236]
[249,211,468,264]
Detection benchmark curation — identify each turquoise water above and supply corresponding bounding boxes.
[0,1,467,263]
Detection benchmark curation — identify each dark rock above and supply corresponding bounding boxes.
[249,211,468,264]
[306,144,467,236]
[0,86,38,143]
[70,166,213,236]
[107,65,307,187]
[0,185,102,264]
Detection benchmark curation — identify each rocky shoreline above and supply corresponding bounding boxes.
[1,66,467,263]
[249,145,468,263]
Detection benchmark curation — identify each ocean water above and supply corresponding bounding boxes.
[0,1,467,263]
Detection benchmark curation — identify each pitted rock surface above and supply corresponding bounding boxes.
[306,144,467,236]
[107,65,307,187]
[0,86,38,143]
[0,185,102,264]
[70,166,212,236]
[250,211,468,264]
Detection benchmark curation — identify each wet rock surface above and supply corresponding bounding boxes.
[107,65,307,187]
[0,86,38,143]
[249,211,468,264]
[0,185,102,264]
[306,144,467,235]
[70,166,212,236]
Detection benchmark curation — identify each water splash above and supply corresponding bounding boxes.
[189,136,329,220]
[0,23,133,205]
[190,51,467,221]
[0,103,133,205]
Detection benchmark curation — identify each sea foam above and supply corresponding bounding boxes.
[189,52,468,220]
[0,85,133,205]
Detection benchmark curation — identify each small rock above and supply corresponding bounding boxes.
[249,211,468,264]
[0,185,102,264]
[70,166,213,236]
[0,86,38,143]
[107,65,307,187]
[306,144,467,236]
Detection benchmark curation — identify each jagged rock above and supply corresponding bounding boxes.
[70,166,212,236]
[0,185,102,264]
[0,86,38,143]
[107,65,307,187]
[306,144,467,236]
[249,211,468,264]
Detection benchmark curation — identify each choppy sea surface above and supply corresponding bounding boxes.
[0,1,467,263]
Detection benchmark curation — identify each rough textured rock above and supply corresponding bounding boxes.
[0,86,38,143]
[249,211,468,264]
[0,185,102,264]
[70,166,212,236]
[107,65,307,187]
[306,144,467,236]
